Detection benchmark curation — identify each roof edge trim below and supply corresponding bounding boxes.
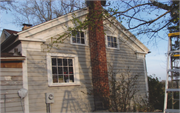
[17,7,88,35]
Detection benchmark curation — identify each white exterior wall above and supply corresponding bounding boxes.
[14,8,149,113]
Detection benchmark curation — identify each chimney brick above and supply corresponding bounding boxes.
[88,0,109,109]
[22,24,32,31]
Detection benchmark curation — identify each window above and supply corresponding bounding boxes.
[105,35,119,49]
[107,36,118,48]
[71,31,86,45]
[47,53,80,86]
[52,57,74,83]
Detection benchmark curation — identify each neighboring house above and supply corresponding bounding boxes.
[0,29,19,44]
[0,7,149,113]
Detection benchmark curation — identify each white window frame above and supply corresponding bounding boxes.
[47,53,80,86]
[105,34,120,49]
[70,30,88,46]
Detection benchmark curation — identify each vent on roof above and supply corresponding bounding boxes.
[22,24,32,31]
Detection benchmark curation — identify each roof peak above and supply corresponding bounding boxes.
[4,29,19,34]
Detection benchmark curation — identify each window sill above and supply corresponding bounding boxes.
[107,47,120,50]
[71,43,88,46]
[48,83,81,87]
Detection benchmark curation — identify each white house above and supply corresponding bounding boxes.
[0,7,149,113]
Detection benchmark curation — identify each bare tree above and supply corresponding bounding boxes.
[3,0,85,25]
[104,0,179,41]
[0,0,14,11]
[108,65,140,112]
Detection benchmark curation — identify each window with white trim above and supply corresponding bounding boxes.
[47,53,80,86]
[71,31,86,45]
[52,57,74,83]
[107,36,118,48]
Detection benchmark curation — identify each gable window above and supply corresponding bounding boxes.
[107,36,118,48]
[105,35,120,49]
[71,31,87,45]
[47,53,80,86]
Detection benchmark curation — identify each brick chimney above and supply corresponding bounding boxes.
[88,0,110,110]
[22,24,32,31]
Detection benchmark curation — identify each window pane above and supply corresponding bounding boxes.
[77,38,80,43]
[112,42,114,47]
[64,67,68,74]
[64,75,69,82]
[111,37,113,42]
[52,58,56,65]
[68,59,73,66]
[77,32,80,37]
[114,37,116,42]
[63,59,67,66]
[70,75,74,82]
[108,36,110,41]
[108,42,111,47]
[53,75,58,83]
[58,59,62,66]
[114,43,117,48]
[72,37,76,43]
[111,42,113,47]
[72,30,76,36]
[51,57,75,84]
[52,67,57,74]
[58,67,63,74]
[58,75,64,83]
[81,38,85,44]
[69,67,73,74]
[81,32,84,37]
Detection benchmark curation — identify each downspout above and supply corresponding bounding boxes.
[143,56,149,97]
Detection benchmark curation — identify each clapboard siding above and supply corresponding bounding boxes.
[106,39,147,97]
[0,98,22,104]
[0,72,23,76]
[0,68,23,113]
[28,91,93,98]
[27,39,94,112]
[0,101,22,108]
[1,106,24,112]
[26,27,147,112]
[28,95,94,102]
[1,94,22,98]
[0,76,22,81]
[42,48,91,55]
[29,100,94,112]
[1,90,21,94]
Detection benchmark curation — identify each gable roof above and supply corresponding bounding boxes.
[4,29,19,34]
[1,8,149,54]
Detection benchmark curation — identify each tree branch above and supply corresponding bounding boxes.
[127,10,171,30]
[149,0,171,10]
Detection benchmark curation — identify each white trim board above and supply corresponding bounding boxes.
[46,53,81,87]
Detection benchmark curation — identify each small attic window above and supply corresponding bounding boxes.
[71,31,87,46]
[107,36,117,48]
[106,35,120,49]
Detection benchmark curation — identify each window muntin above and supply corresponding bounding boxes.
[107,36,117,48]
[51,57,74,83]
[72,31,85,44]
[47,53,80,86]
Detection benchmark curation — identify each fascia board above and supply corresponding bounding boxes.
[17,8,88,41]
